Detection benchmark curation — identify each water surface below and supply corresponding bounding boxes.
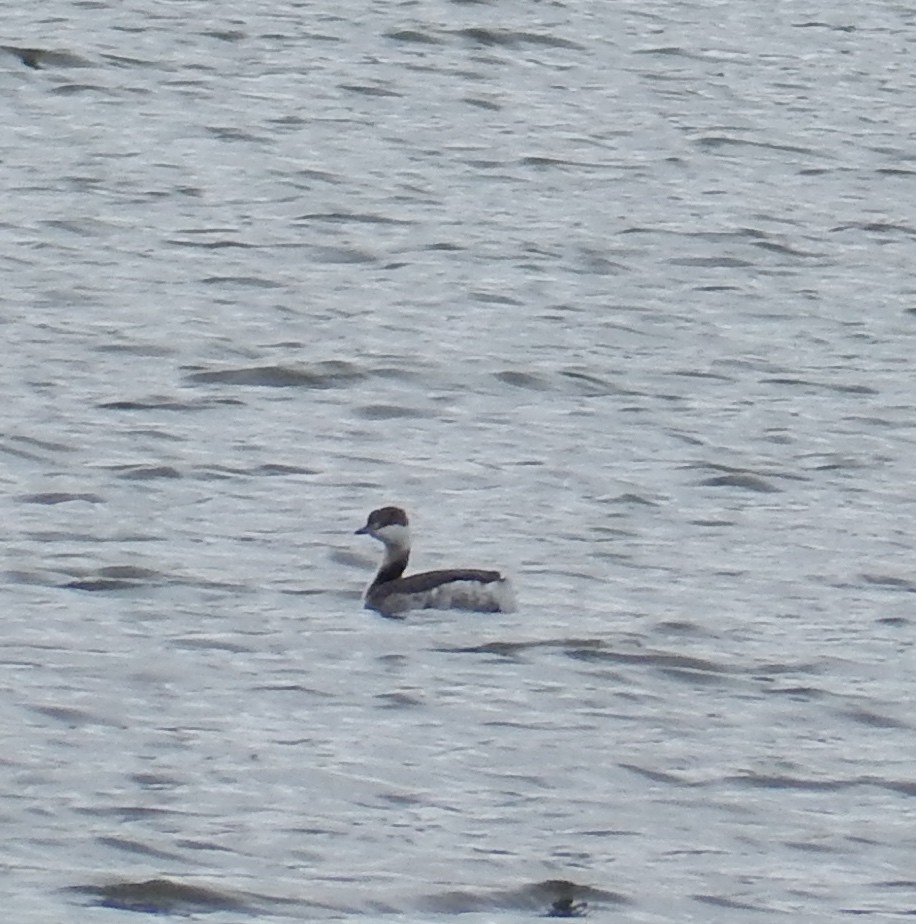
[4,1,916,921]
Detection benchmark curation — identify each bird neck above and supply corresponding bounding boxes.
[373,543,409,586]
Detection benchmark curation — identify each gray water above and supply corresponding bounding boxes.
[3,1,916,921]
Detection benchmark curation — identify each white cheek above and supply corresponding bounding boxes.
[375,523,410,547]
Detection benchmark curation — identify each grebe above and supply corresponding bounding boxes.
[355,506,516,617]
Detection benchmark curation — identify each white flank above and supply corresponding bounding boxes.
[376,577,516,616]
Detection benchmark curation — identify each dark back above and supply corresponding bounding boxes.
[375,568,502,597]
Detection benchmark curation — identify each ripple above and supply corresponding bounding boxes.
[308,245,378,264]
[442,638,732,678]
[492,367,631,396]
[385,29,445,46]
[620,764,703,787]
[31,705,121,727]
[339,82,402,98]
[355,404,432,420]
[688,462,791,493]
[375,691,423,708]
[62,565,172,592]
[571,646,732,678]
[700,473,780,493]
[113,464,182,480]
[17,492,103,505]
[0,45,90,69]
[98,396,243,411]
[693,893,771,912]
[762,377,879,396]
[418,879,625,915]
[494,370,554,391]
[840,708,910,730]
[95,836,186,861]
[201,274,283,288]
[296,211,412,226]
[861,573,916,593]
[727,772,850,792]
[170,636,255,654]
[440,637,606,660]
[185,361,365,389]
[452,28,584,50]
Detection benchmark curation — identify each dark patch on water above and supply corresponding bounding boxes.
[875,779,916,798]
[669,256,753,268]
[784,838,842,854]
[176,837,234,854]
[840,708,910,730]
[255,462,317,475]
[695,134,816,156]
[201,29,246,42]
[339,82,402,97]
[418,878,624,915]
[763,376,878,395]
[63,565,167,592]
[296,210,412,225]
[386,28,445,45]
[1,45,91,69]
[861,573,916,593]
[453,28,584,50]
[113,465,183,480]
[701,473,780,493]
[876,167,916,177]
[727,772,849,792]
[442,637,731,677]
[766,685,826,700]
[833,220,915,234]
[693,892,771,911]
[620,763,702,787]
[375,691,423,708]
[425,240,464,251]
[170,636,254,654]
[130,772,182,789]
[441,637,606,660]
[795,21,856,32]
[64,579,144,592]
[876,615,909,627]
[201,274,283,287]
[93,343,176,357]
[168,237,257,250]
[472,290,523,306]
[68,878,253,914]
[653,619,709,636]
[495,369,554,390]
[185,361,364,389]
[49,83,122,97]
[356,403,431,420]
[18,491,103,505]
[99,396,243,410]
[568,646,730,676]
[558,369,628,397]
[31,704,119,727]
[96,835,185,861]
[605,492,660,507]
[311,244,378,264]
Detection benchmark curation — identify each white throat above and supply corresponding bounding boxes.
[375,523,411,557]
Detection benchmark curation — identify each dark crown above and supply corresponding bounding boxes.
[368,506,409,528]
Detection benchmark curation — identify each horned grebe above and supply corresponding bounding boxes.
[355,506,516,617]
